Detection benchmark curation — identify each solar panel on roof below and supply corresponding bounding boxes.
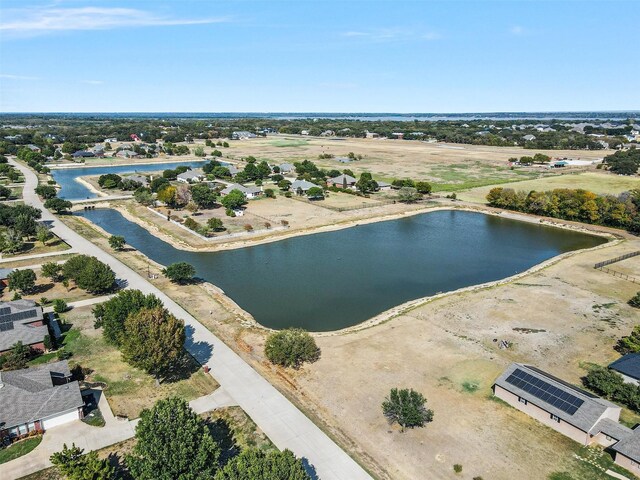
[505,368,584,416]
[0,307,11,315]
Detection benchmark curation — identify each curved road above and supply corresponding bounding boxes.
[10,160,373,480]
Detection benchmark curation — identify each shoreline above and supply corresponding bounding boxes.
[74,176,110,197]
[71,203,622,336]
[49,157,211,170]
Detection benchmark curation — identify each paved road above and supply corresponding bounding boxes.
[6,160,373,480]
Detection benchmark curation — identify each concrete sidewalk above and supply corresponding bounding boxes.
[6,159,373,480]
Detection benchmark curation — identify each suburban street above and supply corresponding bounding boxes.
[6,159,373,480]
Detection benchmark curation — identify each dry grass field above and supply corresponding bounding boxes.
[459,171,640,204]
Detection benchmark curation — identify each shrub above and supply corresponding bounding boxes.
[53,299,68,314]
[382,388,434,432]
[264,328,321,368]
[183,217,200,231]
[225,208,236,217]
[243,224,253,232]
[207,217,225,232]
[162,262,196,284]
[281,220,289,227]
[630,292,640,309]
[264,188,275,198]
[454,464,463,473]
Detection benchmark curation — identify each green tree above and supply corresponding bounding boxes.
[127,397,220,480]
[134,188,155,206]
[191,183,218,209]
[4,341,31,370]
[207,217,226,232]
[264,328,321,368]
[14,213,38,238]
[63,255,115,294]
[51,443,115,480]
[120,307,185,379]
[193,146,206,157]
[36,224,51,245]
[397,186,421,203]
[356,172,378,193]
[617,325,640,354]
[382,388,434,432]
[108,235,126,251]
[45,198,73,214]
[157,185,177,207]
[7,268,37,293]
[215,448,311,480]
[162,262,196,284]
[221,189,247,210]
[41,261,62,281]
[0,185,11,199]
[35,184,57,199]
[53,299,68,314]
[415,181,432,194]
[629,292,640,309]
[306,186,324,200]
[93,289,163,346]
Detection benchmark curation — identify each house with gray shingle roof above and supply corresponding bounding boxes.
[0,300,47,354]
[494,363,640,473]
[0,360,84,439]
[278,163,295,174]
[220,183,263,199]
[290,179,318,194]
[177,169,205,183]
[609,354,640,385]
[326,174,356,189]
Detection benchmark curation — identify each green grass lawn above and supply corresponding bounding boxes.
[0,436,42,464]
[458,171,640,203]
[269,139,309,148]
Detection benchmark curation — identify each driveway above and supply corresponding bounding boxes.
[5,160,372,480]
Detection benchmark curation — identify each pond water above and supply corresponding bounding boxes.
[76,208,607,331]
[51,161,208,200]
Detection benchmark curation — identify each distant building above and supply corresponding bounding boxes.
[391,133,404,139]
[377,181,392,191]
[0,300,47,355]
[25,144,41,152]
[124,174,149,187]
[365,131,380,139]
[115,150,141,159]
[0,360,84,440]
[72,150,95,159]
[232,131,257,140]
[220,183,263,199]
[326,174,357,189]
[104,137,118,143]
[523,134,536,141]
[278,163,295,174]
[290,179,318,193]
[177,169,205,183]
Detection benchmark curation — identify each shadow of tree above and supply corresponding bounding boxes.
[183,324,213,365]
[301,458,319,480]
[207,417,240,466]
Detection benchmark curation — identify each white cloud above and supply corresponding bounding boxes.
[0,6,230,36]
[341,27,441,42]
[0,73,38,80]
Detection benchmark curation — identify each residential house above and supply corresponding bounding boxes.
[377,181,392,191]
[522,134,536,141]
[391,133,404,139]
[0,360,84,440]
[25,144,41,152]
[72,150,95,159]
[278,163,295,174]
[104,137,118,143]
[123,174,149,187]
[0,299,47,355]
[301,130,310,136]
[220,183,263,199]
[365,131,380,139]
[226,165,240,177]
[609,354,640,386]
[326,174,357,189]
[320,130,335,137]
[290,179,318,194]
[0,268,14,290]
[232,131,257,140]
[494,363,640,473]
[115,149,141,159]
[90,145,105,158]
[177,169,205,183]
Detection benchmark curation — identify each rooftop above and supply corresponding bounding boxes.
[0,300,46,352]
[0,360,83,430]
[609,353,640,381]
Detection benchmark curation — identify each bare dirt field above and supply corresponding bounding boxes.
[459,171,640,204]
[60,210,640,480]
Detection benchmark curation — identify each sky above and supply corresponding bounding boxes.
[0,0,638,113]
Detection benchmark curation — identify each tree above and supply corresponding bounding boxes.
[134,188,155,206]
[35,184,57,199]
[53,299,68,314]
[8,268,37,293]
[128,397,220,480]
[93,289,164,346]
[41,261,62,281]
[306,186,324,200]
[15,213,38,238]
[4,341,31,370]
[51,443,115,480]
[356,172,378,193]
[382,388,434,432]
[193,146,206,157]
[415,181,432,194]
[220,189,247,210]
[150,177,170,192]
[63,255,115,294]
[36,224,51,245]
[120,307,185,379]
[191,183,218,209]
[617,324,640,354]
[397,186,422,203]
[156,185,177,207]
[207,217,226,232]
[629,292,640,309]
[45,198,73,214]
[108,235,126,251]
[0,185,11,199]
[215,448,312,480]
[162,262,196,284]
[264,328,321,368]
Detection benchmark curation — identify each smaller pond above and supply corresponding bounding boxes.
[76,209,607,331]
[51,160,208,200]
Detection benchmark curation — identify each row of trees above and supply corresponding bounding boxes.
[486,187,640,233]
[51,397,312,480]
[583,366,640,412]
[604,148,640,175]
[0,203,50,254]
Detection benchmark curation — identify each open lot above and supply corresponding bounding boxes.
[459,171,640,204]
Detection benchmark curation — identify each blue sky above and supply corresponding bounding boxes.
[0,0,638,113]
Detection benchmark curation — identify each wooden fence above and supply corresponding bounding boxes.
[594,251,640,284]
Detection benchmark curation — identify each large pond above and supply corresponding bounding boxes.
[51,161,208,200]
[76,208,606,331]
